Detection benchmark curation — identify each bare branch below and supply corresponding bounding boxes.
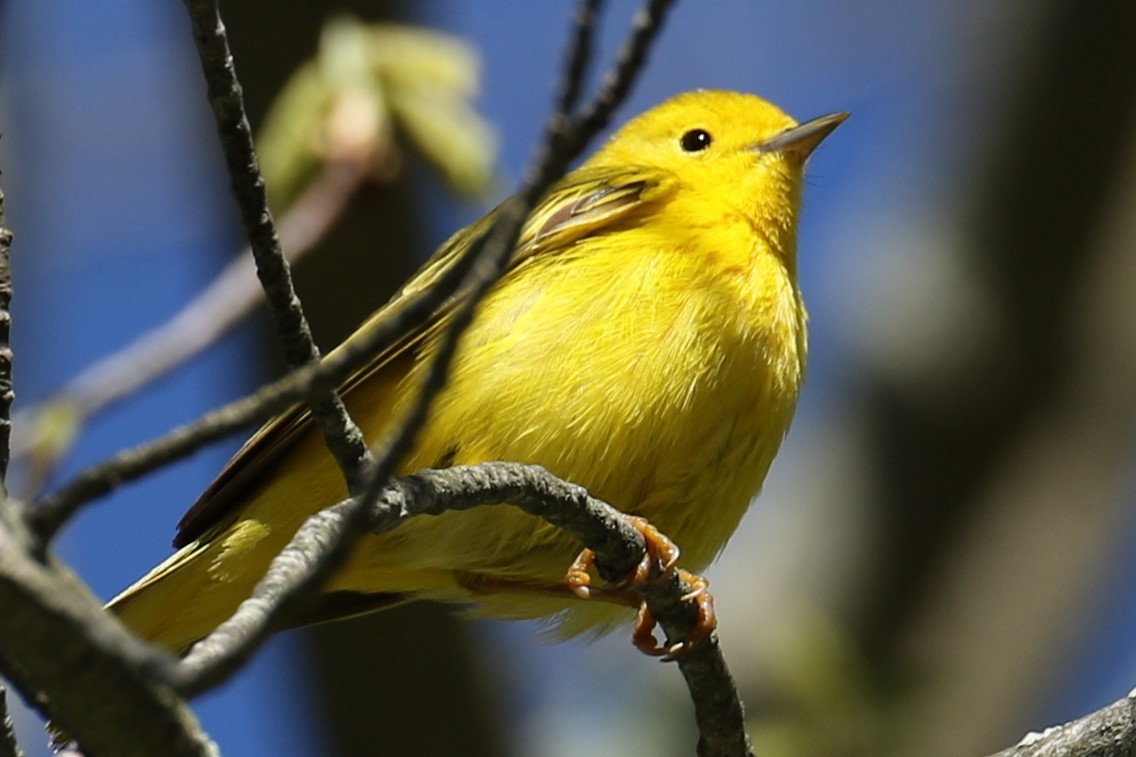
[659,592,754,757]
[11,159,367,483]
[553,0,603,120]
[28,331,361,542]
[0,144,25,757]
[24,179,511,540]
[0,514,208,757]
[556,0,673,157]
[363,0,678,531]
[987,694,1136,757]
[181,0,371,487]
[169,464,650,695]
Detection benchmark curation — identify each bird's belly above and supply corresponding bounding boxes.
[338,329,798,594]
[333,253,805,615]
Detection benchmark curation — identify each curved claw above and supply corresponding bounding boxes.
[563,515,716,662]
[630,570,717,661]
[625,516,681,584]
[566,547,597,599]
[564,515,681,597]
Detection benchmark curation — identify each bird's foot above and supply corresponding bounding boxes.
[564,516,715,660]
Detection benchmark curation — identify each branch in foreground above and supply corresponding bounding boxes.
[367,0,680,501]
[0,151,24,757]
[166,463,751,757]
[0,513,208,757]
[29,351,346,542]
[182,0,371,486]
[988,692,1136,757]
[558,0,673,158]
[552,0,602,120]
[10,159,367,489]
[28,164,509,540]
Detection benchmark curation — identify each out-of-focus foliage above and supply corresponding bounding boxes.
[748,612,895,757]
[258,17,497,211]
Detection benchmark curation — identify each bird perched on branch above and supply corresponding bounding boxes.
[109,90,846,656]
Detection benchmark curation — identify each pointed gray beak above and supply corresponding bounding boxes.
[757,111,849,158]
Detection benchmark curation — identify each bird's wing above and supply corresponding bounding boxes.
[173,165,678,548]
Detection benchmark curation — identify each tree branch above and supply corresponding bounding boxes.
[29,340,356,543]
[988,693,1136,757]
[20,171,504,540]
[181,0,371,488]
[11,158,368,494]
[0,513,209,757]
[564,0,673,153]
[0,157,21,757]
[645,579,754,757]
[553,0,602,120]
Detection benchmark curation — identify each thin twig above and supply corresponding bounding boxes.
[29,340,357,541]
[26,171,499,540]
[160,0,678,696]
[182,0,371,487]
[10,159,367,477]
[557,0,673,158]
[370,0,679,511]
[554,0,604,121]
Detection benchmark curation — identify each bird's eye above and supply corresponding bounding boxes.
[680,129,712,152]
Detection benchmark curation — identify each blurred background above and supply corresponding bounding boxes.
[2,1,1136,755]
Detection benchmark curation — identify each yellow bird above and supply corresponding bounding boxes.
[109,90,846,653]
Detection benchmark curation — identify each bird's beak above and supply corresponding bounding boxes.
[757,112,849,159]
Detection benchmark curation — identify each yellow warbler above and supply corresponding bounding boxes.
[109,91,846,652]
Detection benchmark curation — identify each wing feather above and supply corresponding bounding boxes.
[173,165,677,547]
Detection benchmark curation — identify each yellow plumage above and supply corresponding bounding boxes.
[109,91,845,651]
